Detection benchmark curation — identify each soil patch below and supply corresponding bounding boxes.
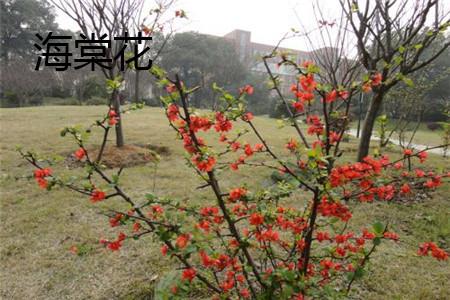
[65,143,170,169]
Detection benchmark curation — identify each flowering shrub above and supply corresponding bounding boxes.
[19,58,448,299]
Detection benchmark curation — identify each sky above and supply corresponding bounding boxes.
[55,0,344,51]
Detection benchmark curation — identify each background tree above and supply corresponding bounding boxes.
[0,0,57,64]
[161,31,274,113]
[50,0,175,147]
[340,0,450,161]
[0,0,64,106]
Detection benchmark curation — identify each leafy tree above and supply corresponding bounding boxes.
[161,32,274,112]
[383,36,450,122]
[0,0,57,63]
[340,0,450,161]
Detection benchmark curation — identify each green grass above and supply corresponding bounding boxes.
[0,106,449,299]
[350,120,446,147]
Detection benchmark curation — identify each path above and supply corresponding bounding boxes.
[346,128,447,156]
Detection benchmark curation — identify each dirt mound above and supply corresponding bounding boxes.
[65,144,169,169]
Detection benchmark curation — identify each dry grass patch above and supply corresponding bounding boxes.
[0,106,448,299]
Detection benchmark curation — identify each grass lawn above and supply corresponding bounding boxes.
[350,120,446,147]
[1,106,449,299]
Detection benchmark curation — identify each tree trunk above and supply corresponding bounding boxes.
[357,91,385,161]
[112,90,125,147]
[134,70,140,103]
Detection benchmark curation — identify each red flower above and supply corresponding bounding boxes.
[292,101,304,112]
[299,74,317,92]
[338,90,349,99]
[167,104,179,121]
[214,112,232,132]
[424,177,442,189]
[302,60,314,68]
[161,244,169,256]
[241,112,254,121]
[306,115,324,135]
[362,228,375,240]
[152,205,164,215]
[244,144,254,156]
[418,242,448,260]
[249,213,264,226]
[74,148,86,160]
[192,154,216,172]
[383,231,399,241]
[200,206,219,216]
[109,213,123,227]
[189,115,212,132]
[335,247,346,257]
[394,162,404,169]
[296,91,315,102]
[415,169,425,177]
[230,142,241,152]
[293,293,305,300]
[118,232,126,241]
[240,288,250,298]
[325,90,337,103]
[90,189,106,202]
[403,149,413,156]
[182,268,196,281]
[132,222,141,232]
[34,168,52,178]
[108,109,117,118]
[36,177,48,189]
[108,109,119,126]
[371,72,382,86]
[400,183,411,194]
[176,234,190,249]
[335,233,353,244]
[239,84,254,95]
[257,228,279,242]
[220,279,235,291]
[418,151,428,163]
[329,131,341,144]
[229,187,247,202]
[254,143,264,152]
[318,197,352,221]
[197,220,210,232]
[107,241,122,251]
[316,231,330,242]
[285,138,298,152]
[362,83,372,93]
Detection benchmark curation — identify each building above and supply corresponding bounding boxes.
[223,29,310,94]
[222,29,346,95]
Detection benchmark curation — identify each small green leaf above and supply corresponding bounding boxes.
[403,77,414,87]
[373,221,384,234]
[373,237,381,246]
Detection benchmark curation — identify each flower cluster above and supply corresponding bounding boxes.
[108,109,119,126]
[417,242,448,260]
[33,168,52,189]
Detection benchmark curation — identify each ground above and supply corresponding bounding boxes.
[0,106,449,300]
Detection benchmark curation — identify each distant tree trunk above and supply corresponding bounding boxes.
[357,91,385,161]
[134,70,140,103]
[112,89,125,147]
